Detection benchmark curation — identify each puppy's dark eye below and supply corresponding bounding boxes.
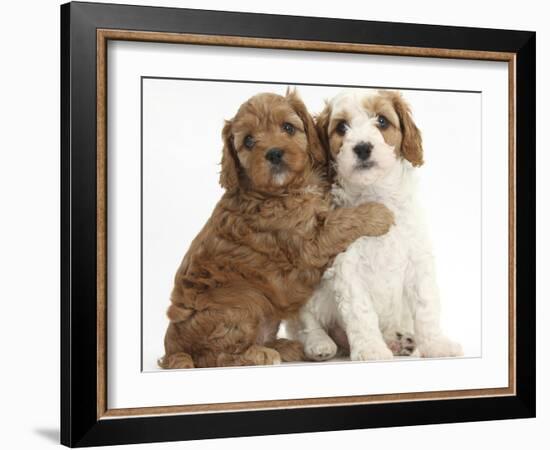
[336,121,348,136]
[244,135,255,149]
[377,115,389,129]
[282,122,295,135]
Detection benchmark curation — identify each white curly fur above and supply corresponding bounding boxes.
[287,91,463,362]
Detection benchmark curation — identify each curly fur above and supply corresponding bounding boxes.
[159,90,394,369]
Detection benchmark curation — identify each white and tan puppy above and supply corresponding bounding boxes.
[288,90,463,361]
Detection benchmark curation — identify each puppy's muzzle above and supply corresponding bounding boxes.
[265,148,284,165]
[353,142,373,161]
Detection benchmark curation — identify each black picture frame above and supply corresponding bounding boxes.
[61,1,535,447]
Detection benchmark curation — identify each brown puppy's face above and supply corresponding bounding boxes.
[219,90,325,193]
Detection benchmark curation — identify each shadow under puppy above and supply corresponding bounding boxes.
[159,89,394,369]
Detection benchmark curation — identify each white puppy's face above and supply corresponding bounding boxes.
[317,90,423,188]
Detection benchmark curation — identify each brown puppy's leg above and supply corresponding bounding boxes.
[159,320,196,369]
[282,202,394,268]
[163,287,279,368]
[198,346,282,367]
[158,352,195,369]
[160,346,281,369]
[316,202,394,255]
[265,338,305,362]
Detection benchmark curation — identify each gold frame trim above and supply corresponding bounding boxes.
[96,29,517,420]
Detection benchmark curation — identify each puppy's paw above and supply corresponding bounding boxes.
[355,202,394,237]
[304,333,338,361]
[158,352,195,369]
[418,336,463,358]
[267,338,305,362]
[386,331,416,356]
[351,342,394,361]
[245,345,282,365]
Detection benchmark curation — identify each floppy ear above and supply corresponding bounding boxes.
[314,101,334,179]
[315,101,331,154]
[391,92,424,167]
[285,87,326,168]
[219,120,240,191]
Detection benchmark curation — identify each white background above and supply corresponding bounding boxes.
[0,0,546,449]
[142,80,482,371]
[110,42,508,409]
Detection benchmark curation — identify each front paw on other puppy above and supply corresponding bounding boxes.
[354,202,395,237]
[417,336,463,358]
[351,342,394,361]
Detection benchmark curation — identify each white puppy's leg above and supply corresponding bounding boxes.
[379,301,417,356]
[300,311,338,362]
[332,266,393,361]
[293,287,338,362]
[405,258,463,358]
[382,329,417,356]
[339,304,392,361]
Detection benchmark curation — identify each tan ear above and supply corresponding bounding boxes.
[315,101,333,178]
[219,120,240,191]
[390,92,424,167]
[315,101,331,153]
[285,88,326,168]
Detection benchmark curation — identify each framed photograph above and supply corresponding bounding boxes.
[61,1,535,447]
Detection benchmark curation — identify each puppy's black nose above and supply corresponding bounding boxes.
[353,142,373,161]
[265,148,284,164]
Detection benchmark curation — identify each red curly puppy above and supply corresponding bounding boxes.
[159,90,393,369]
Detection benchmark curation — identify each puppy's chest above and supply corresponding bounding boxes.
[333,191,418,270]
[259,197,326,244]
[353,215,414,270]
